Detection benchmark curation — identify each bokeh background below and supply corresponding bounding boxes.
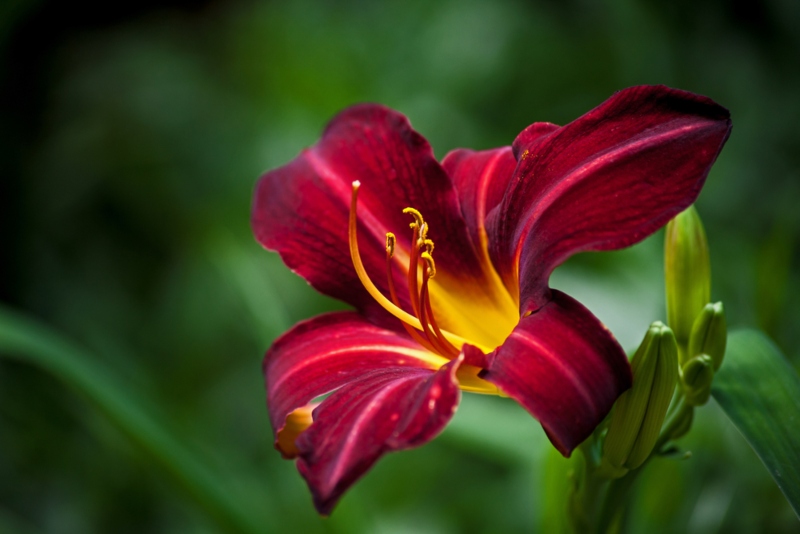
[1,0,799,532]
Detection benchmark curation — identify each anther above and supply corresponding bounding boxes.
[402,207,425,228]
[418,222,428,241]
[421,252,436,278]
[385,233,396,257]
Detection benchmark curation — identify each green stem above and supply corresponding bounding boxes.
[595,468,642,534]
[655,400,694,452]
[569,445,607,533]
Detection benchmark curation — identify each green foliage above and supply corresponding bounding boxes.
[0,305,267,534]
[712,330,800,518]
[2,0,799,532]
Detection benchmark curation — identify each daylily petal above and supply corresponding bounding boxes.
[265,311,448,454]
[298,358,462,515]
[487,85,732,313]
[510,121,560,159]
[441,146,517,257]
[442,122,560,254]
[252,104,489,322]
[480,290,632,456]
[264,311,463,514]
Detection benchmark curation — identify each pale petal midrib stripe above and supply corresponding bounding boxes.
[271,344,447,394]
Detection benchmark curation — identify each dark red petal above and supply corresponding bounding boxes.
[480,290,632,456]
[511,122,560,159]
[487,85,732,313]
[265,311,442,446]
[460,343,489,368]
[297,358,461,515]
[441,147,517,251]
[264,311,460,514]
[252,104,486,319]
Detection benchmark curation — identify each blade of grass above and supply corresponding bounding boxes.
[0,305,266,534]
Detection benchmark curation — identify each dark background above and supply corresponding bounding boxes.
[1,0,798,532]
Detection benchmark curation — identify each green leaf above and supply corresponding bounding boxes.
[0,305,265,534]
[711,329,800,518]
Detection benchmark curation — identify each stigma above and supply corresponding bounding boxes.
[348,181,463,358]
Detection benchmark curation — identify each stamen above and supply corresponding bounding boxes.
[420,259,460,357]
[406,224,421,317]
[425,297,460,356]
[402,207,425,229]
[418,264,459,357]
[420,251,436,279]
[349,182,424,331]
[385,232,439,354]
[418,222,429,242]
[385,233,396,256]
[348,181,475,353]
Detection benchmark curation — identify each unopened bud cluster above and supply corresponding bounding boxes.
[599,206,729,478]
[664,206,727,406]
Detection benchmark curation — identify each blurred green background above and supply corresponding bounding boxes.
[1,0,798,532]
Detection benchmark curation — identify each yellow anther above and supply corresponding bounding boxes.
[418,222,429,241]
[385,233,396,257]
[421,252,436,278]
[403,207,425,228]
[422,238,435,254]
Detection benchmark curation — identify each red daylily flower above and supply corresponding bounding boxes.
[252,85,731,514]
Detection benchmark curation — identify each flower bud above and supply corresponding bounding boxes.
[681,354,714,406]
[665,205,710,349]
[687,302,727,370]
[602,322,679,471]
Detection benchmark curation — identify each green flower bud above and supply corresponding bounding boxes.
[682,354,714,406]
[602,322,679,471]
[687,302,727,370]
[665,205,711,349]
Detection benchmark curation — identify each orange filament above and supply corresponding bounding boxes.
[418,257,459,357]
[406,225,421,317]
[385,233,440,354]
[348,181,471,357]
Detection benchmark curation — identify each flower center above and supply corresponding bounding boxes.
[348,181,474,357]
